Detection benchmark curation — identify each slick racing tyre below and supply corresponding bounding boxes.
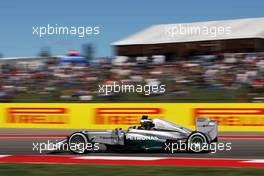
[68,132,88,154]
[187,132,208,153]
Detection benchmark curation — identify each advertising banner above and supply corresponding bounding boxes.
[0,103,264,131]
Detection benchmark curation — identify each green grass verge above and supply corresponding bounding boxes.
[0,163,263,176]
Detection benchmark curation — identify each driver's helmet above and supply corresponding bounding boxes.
[140,115,154,129]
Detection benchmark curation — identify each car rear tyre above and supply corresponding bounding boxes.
[68,132,88,154]
[187,132,208,153]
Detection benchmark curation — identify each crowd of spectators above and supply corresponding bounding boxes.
[0,52,264,102]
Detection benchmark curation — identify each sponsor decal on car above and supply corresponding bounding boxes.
[6,108,69,124]
[193,108,264,126]
[126,135,160,141]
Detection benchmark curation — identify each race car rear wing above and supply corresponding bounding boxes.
[196,117,217,141]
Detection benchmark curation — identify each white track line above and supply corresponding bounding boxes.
[242,159,264,163]
[0,155,10,158]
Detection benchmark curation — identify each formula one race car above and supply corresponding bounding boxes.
[56,116,217,154]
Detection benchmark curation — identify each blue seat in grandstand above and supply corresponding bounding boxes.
[58,56,87,65]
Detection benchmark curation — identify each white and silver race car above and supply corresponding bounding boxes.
[56,116,217,154]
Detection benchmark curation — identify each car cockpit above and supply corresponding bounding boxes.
[128,115,156,131]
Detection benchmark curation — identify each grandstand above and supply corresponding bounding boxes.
[113,17,264,61]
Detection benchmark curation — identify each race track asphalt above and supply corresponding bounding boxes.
[0,129,263,159]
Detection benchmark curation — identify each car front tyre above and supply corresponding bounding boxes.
[68,132,88,154]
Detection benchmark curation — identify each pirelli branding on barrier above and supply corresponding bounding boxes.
[193,108,264,126]
[6,108,69,124]
[94,108,162,125]
[1,103,264,131]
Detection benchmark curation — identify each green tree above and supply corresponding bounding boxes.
[39,46,51,57]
